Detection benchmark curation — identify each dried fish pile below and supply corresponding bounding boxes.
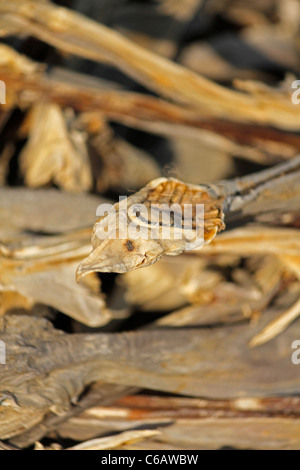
[0,0,300,450]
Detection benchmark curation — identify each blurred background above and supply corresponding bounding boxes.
[1,0,300,198]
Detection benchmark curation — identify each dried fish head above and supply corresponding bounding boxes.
[76,237,166,276]
[77,177,225,276]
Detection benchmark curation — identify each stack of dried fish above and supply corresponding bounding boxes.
[0,0,300,450]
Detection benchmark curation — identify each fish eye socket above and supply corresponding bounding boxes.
[124,240,135,252]
[133,205,141,217]
[129,205,142,219]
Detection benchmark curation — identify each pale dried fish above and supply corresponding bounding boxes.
[77,177,225,277]
[77,156,300,276]
[2,45,300,165]
[249,296,300,347]
[0,43,44,76]
[129,253,281,323]
[121,255,221,312]
[1,313,300,440]
[0,232,111,326]
[0,291,33,316]
[1,0,300,129]
[20,104,92,193]
[248,254,300,346]
[203,226,300,258]
[0,43,44,108]
[83,114,160,192]
[119,418,300,451]
[59,395,300,450]
[0,187,115,325]
[207,231,300,343]
[11,382,135,448]
[0,187,105,241]
[68,429,160,451]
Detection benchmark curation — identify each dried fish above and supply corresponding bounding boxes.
[58,395,300,450]
[20,104,92,193]
[0,187,104,239]
[1,1,300,129]
[121,255,222,312]
[0,188,115,325]
[78,156,300,276]
[68,430,160,451]
[2,44,300,166]
[77,177,225,276]
[83,115,160,192]
[0,233,111,326]
[1,313,300,440]
[1,0,300,450]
